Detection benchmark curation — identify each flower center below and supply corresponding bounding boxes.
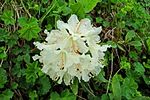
[70,38,81,55]
[76,64,82,73]
[57,52,65,70]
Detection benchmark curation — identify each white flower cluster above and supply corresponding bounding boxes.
[33,14,109,85]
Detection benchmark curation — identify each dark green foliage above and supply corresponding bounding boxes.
[0,68,7,88]
[18,17,41,41]
[0,0,150,99]
[0,89,14,100]
[0,10,15,25]
[37,76,51,95]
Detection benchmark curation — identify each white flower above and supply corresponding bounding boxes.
[33,14,110,85]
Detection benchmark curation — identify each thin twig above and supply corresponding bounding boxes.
[106,27,115,94]
[0,60,3,67]
[106,52,113,94]
[20,0,31,18]
[135,32,147,49]
[114,68,121,76]
[12,1,20,19]
[115,48,120,63]
[76,95,87,100]
[39,0,56,24]
[0,1,6,11]
[0,48,9,67]
[82,83,95,97]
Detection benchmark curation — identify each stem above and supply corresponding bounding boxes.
[76,95,87,100]
[0,60,3,67]
[135,32,146,49]
[0,48,9,67]
[20,0,31,18]
[0,1,6,11]
[114,68,121,76]
[39,0,56,25]
[81,83,95,97]
[106,52,113,94]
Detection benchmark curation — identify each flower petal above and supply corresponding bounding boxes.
[68,14,79,32]
[77,18,92,34]
[32,55,40,61]
[75,39,89,54]
[34,42,49,50]
[82,70,90,82]
[63,73,73,85]
[57,20,74,35]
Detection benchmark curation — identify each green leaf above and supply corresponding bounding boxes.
[143,75,150,85]
[102,20,110,27]
[118,21,125,28]
[95,70,108,83]
[133,96,150,100]
[0,68,7,88]
[70,78,78,95]
[88,95,100,100]
[11,82,18,90]
[70,2,85,18]
[101,94,109,100]
[96,17,103,23]
[78,0,101,13]
[18,17,41,41]
[107,41,117,48]
[46,24,52,31]
[122,77,139,99]
[50,92,61,100]
[12,63,23,77]
[108,93,115,100]
[134,62,145,75]
[143,63,150,69]
[117,44,125,52]
[129,51,138,61]
[23,54,30,64]
[0,28,9,42]
[120,56,131,70]
[0,47,7,60]
[7,33,18,48]
[25,62,40,83]
[37,76,51,95]
[69,0,76,5]
[29,90,38,100]
[129,41,142,47]
[112,74,121,100]
[146,38,150,51]
[111,0,120,3]
[0,10,15,25]
[61,89,76,100]
[42,0,48,4]
[0,89,14,100]
[62,7,72,16]
[125,30,135,42]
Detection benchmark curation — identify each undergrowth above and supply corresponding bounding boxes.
[0,0,150,100]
